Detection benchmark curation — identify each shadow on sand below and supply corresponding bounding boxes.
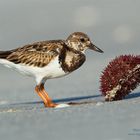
[125,92,140,100]
[0,94,103,112]
[1,92,140,107]
[10,94,101,106]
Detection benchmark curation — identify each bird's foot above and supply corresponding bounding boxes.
[55,103,70,108]
[44,102,58,108]
[44,102,70,108]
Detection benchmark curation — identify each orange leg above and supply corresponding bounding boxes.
[35,83,57,108]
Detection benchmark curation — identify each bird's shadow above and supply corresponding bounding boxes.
[1,92,140,108]
[10,94,101,106]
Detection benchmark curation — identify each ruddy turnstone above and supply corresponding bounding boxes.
[0,32,103,108]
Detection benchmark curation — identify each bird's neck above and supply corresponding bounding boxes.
[59,46,86,73]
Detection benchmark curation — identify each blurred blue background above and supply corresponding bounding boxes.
[0,0,139,103]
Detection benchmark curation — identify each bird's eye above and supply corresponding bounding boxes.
[80,38,85,42]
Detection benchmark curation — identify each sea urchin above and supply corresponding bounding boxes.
[100,55,140,101]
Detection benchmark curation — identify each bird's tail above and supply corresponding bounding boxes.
[0,51,12,59]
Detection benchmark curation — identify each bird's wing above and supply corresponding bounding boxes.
[6,40,65,67]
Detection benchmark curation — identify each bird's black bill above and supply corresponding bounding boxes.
[89,43,104,53]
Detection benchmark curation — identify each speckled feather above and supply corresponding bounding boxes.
[5,40,65,67]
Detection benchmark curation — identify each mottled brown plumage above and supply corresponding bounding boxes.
[4,40,64,67]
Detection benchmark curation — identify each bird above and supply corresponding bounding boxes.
[0,32,103,108]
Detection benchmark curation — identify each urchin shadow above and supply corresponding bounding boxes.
[125,92,140,100]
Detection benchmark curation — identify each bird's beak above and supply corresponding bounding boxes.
[89,43,104,53]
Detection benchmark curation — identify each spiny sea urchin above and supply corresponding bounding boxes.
[100,55,140,101]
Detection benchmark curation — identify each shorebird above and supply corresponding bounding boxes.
[0,32,103,108]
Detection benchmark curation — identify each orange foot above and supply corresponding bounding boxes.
[35,84,57,108]
[44,102,58,108]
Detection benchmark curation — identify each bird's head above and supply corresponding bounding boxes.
[66,32,103,53]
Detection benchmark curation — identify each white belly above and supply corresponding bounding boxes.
[0,56,68,84]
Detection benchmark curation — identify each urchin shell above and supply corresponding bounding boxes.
[100,55,140,101]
